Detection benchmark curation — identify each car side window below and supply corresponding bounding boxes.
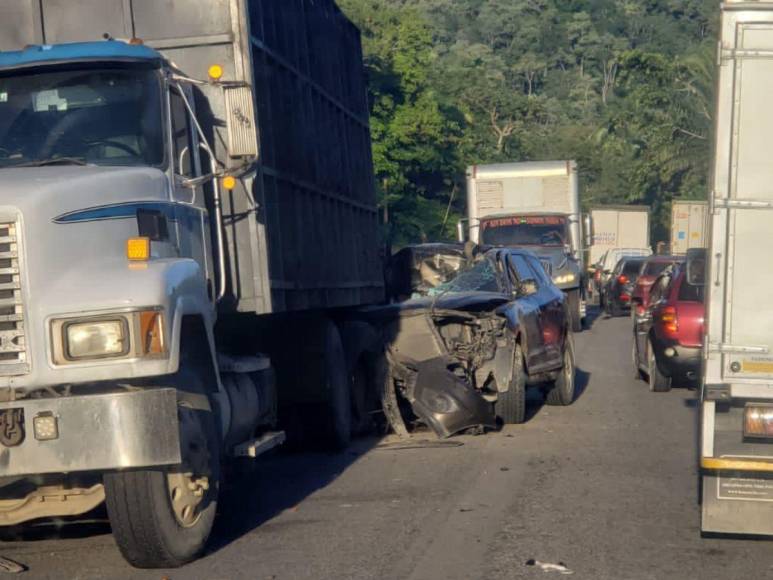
[170,88,194,178]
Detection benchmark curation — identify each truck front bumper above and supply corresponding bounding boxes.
[0,388,181,478]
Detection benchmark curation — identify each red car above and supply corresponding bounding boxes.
[631,256,684,317]
[632,255,705,391]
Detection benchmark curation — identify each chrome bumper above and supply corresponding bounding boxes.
[0,388,181,477]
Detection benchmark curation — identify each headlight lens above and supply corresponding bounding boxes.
[554,273,576,285]
[64,319,129,360]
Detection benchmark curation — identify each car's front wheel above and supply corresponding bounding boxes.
[546,335,576,406]
[495,343,527,424]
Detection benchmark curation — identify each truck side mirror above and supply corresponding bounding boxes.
[224,86,259,158]
[582,214,593,247]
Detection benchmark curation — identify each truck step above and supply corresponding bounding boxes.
[232,431,285,459]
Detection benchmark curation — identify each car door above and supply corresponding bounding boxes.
[524,253,565,366]
[505,253,548,370]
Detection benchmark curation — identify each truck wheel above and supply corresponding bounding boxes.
[567,290,582,332]
[323,321,352,450]
[546,335,576,406]
[495,344,526,424]
[104,376,220,568]
[648,339,671,392]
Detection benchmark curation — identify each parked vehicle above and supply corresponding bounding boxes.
[591,247,652,302]
[0,1,384,569]
[460,161,586,332]
[631,256,684,316]
[602,256,647,316]
[632,254,705,392]
[588,206,650,269]
[670,200,708,255]
[700,0,773,536]
[363,248,576,434]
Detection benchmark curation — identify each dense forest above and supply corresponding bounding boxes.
[338,0,717,246]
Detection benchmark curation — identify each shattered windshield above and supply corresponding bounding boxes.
[430,258,502,294]
[0,66,164,168]
[480,215,567,247]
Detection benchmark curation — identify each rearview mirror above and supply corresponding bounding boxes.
[686,257,706,286]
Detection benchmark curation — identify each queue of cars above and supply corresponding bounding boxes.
[591,248,707,391]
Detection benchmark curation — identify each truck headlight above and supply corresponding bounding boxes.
[64,319,128,360]
[553,273,577,285]
[52,308,165,364]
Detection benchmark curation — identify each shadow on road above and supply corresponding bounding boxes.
[523,367,591,423]
[582,304,604,330]
[206,436,379,557]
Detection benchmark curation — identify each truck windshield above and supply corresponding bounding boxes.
[0,67,164,168]
[480,216,567,247]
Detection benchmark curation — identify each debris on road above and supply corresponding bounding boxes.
[375,440,464,451]
[0,555,26,574]
[525,559,574,575]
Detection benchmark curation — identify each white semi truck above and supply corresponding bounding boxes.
[461,161,586,331]
[588,205,650,267]
[670,200,708,255]
[701,0,773,536]
[0,0,383,568]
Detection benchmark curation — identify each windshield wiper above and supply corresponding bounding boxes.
[12,157,91,168]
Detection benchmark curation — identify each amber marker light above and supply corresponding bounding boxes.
[208,64,224,82]
[126,237,150,261]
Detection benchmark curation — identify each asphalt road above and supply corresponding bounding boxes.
[3,309,773,579]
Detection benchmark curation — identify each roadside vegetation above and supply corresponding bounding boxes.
[338,0,717,245]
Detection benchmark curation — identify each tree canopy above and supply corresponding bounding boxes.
[338,0,717,245]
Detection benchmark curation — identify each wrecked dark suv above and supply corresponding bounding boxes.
[366,248,577,438]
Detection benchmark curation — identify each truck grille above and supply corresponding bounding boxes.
[0,220,28,375]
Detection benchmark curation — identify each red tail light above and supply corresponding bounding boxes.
[636,304,646,316]
[660,306,678,335]
[618,275,629,284]
[594,270,601,282]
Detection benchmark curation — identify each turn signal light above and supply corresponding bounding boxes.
[139,310,165,356]
[126,237,150,261]
[744,405,773,439]
[618,275,629,284]
[660,306,678,334]
[222,175,237,190]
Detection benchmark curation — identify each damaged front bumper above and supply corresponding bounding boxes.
[409,358,497,438]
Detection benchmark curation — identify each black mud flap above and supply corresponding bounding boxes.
[410,358,497,438]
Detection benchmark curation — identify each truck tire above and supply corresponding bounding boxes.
[648,339,671,392]
[495,343,527,424]
[546,335,576,406]
[104,369,220,568]
[323,321,352,450]
[567,289,582,332]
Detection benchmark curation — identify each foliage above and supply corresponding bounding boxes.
[339,0,718,245]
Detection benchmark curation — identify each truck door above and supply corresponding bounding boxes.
[169,85,214,298]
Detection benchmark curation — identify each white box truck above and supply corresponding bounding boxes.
[461,161,585,331]
[671,200,708,254]
[588,205,650,266]
[700,0,773,536]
